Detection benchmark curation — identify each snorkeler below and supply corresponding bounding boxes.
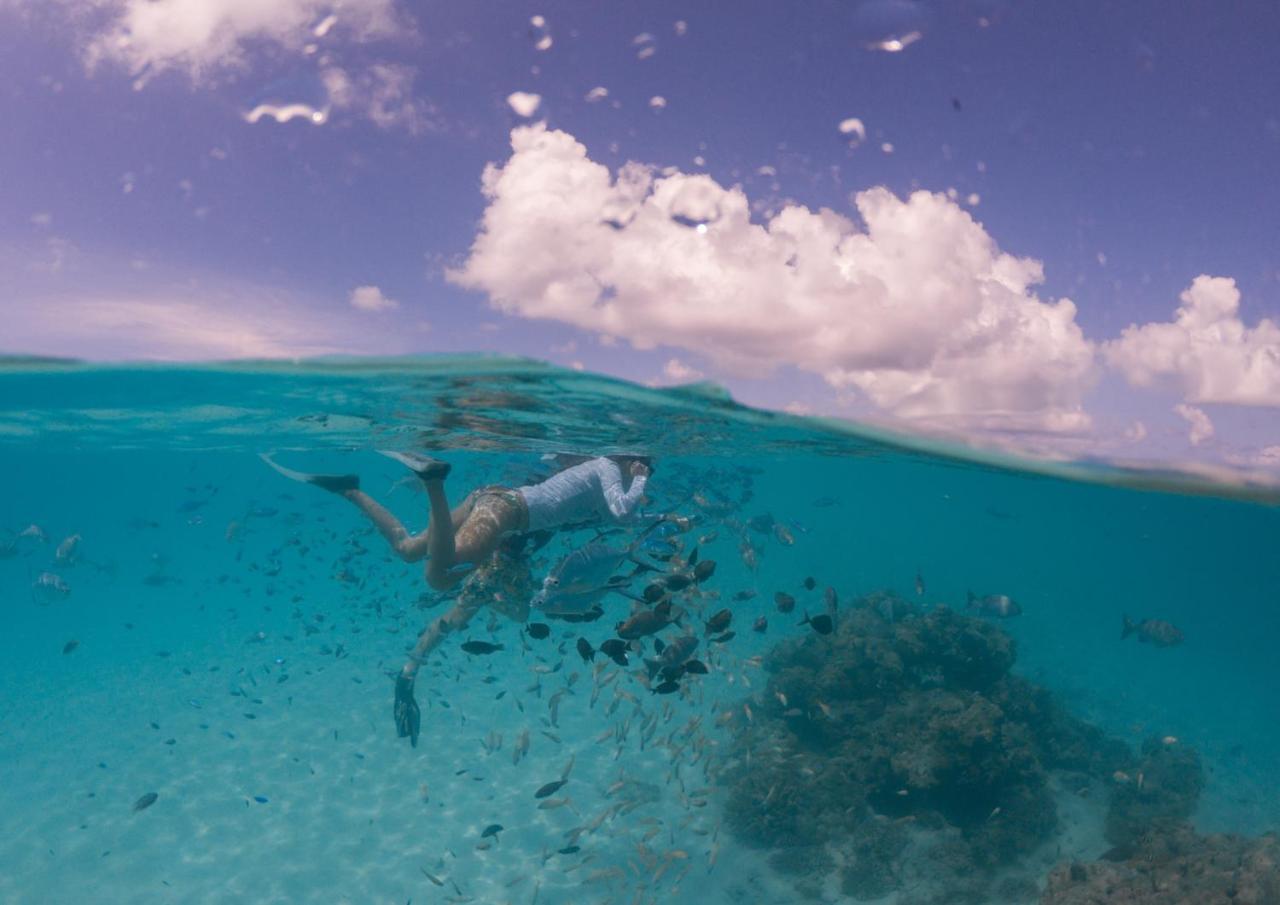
[261,451,652,746]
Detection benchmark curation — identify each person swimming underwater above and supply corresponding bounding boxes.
[261,451,652,746]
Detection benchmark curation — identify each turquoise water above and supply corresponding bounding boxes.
[1,359,1277,904]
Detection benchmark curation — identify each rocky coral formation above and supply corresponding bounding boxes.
[1040,737,1278,903]
[1104,735,1204,847]
[721,592,1134,903]
[1041,827,1280,904]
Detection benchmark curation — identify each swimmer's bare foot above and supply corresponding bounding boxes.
[260,453,359,493]
[378,450,451,482]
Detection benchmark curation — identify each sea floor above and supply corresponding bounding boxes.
[8,578,1268,905]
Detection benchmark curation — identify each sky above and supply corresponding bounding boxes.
[1,0,1279,471]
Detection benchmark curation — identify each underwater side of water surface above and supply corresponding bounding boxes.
[0,361,1276,904]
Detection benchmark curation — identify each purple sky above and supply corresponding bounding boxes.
[2,0,1278,472]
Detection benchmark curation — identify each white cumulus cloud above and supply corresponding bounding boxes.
[81,0,404,81]
[349,284,398,312]
[1123,420,1148,443]
[661,358,703,383]
[506,92,542,118]
[838,117,866,144]
[1107,275,1280,406]
[448,125,1096,434]
[243,101,327,125]
[1174,403,1214,446]
[321,63,435,133]
[8,296,347,360]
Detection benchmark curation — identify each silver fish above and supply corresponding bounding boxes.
[55,533,81,565]
[967,590,1021,618]
[533,523,661,615]
[31,571,71,604]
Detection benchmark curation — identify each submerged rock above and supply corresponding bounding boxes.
[1041,827,1280,904]
[1105,735,1204,847]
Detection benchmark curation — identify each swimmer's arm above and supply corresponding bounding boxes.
[402,596,483,677]
[599,459,648,520]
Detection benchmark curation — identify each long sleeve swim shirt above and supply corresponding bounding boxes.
[517,457,648,532]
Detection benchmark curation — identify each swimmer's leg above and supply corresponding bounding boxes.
[423,478,468,589]
[342,490,432,562]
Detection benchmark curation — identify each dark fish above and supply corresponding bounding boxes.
[558,606,604,624]
[616,601,679,640]
[752,616,768,633]
[661,663,687,682]
[710,631,736,643]
[62,640,79,655]
[775,592,796,613]
[811,496,840,507]
[692,560,716,582]
[557,845,581,855]
[460,640,504,655]
[1121,616,1184,648]
[526,623,551,640]
[704,609,732,635]
[653,680,681,695]
[683,659,708,675]
[599,639,630,667]
[535,779,567,799]
[662,573,694,592]
[732,589,757,602]
[803,577,816,591]
[967,591,1022,618]
[642,582,668,603]
[644,633,698,679]
[481,823,504,838]
[253,796,268,803]
[132,792,159,813]
[800,612,834,635]
[576,637,595,662]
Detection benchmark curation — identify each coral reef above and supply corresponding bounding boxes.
[1104,735,1203,847]
[1041,737,1278,903]
[722,592,1134,903]
[1041,827,1280,904]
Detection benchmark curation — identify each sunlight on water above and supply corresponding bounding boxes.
[0,359,1277,904]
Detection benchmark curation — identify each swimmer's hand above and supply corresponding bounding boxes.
[394,673,420,747]
[629,461,651,479]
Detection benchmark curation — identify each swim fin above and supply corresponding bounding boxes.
[259,453,359,493]
[377,450,452,481]
[394,674,421,747]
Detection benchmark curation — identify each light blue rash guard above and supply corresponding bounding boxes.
[517,457,648,532]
